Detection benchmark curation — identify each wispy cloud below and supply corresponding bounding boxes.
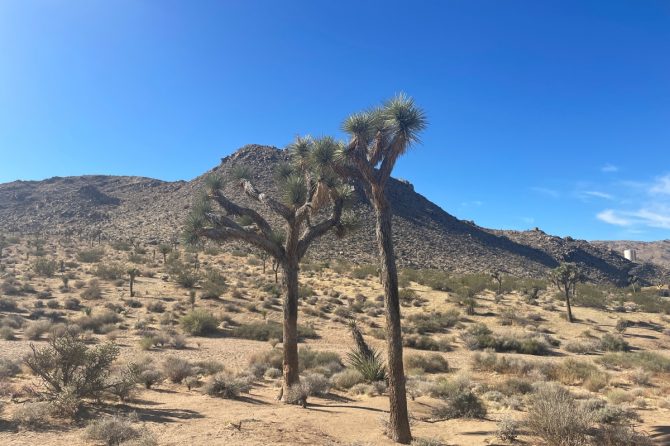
[581,190,614,200]
[601,163,619,173]
[596,174,670,230]
[531,187,560,198]
[650,174,670,195]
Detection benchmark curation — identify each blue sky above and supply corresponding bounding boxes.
[1,1,669,241]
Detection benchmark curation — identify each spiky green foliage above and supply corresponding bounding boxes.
[230,164,251,180]
[347,321,387,382]
[382,93,427,148]
[279,174,307,208]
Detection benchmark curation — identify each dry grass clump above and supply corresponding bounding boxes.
[405,353,449,374]
[84,413,157,446]
[204,373,251,399]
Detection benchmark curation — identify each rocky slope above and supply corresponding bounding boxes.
[0,144,665,285]
[593,240,670,271]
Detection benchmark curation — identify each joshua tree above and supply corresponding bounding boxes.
[159,244,172,264]
[338,94,426,443]
[549,262,582,323]
[185,136,353,400]
[490,270,505,295]
[628,274,640,294]
[0,234,7,259]
[127,268,140,297]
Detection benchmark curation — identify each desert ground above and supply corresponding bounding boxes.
[0,235,669,445]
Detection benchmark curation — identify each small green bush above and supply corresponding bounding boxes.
[180,309,218,335]
[405,353,449,373]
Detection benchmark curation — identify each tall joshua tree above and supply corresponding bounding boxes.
[550,262,582,323]
[338,94,427,443]
[184,136,353,399]
[127,267,140,297]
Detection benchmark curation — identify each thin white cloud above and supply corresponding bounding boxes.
[650,174,670,195]
[582,191,614,200]
[531,187,559,198]
[601,163,619,173]
[597,210,632,226]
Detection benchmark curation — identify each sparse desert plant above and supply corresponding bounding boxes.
[137,369,164,389]
[432,387,487,420]
[12,401,52,429]
[302,372,331,396]
[24,330,120,413]
[405,353,449,374]
[162,356,194,383]
[84,414,156,446]
[180,309,218,335]
[600,334,629,352]
[81,279,103,300]
[0,357,21,378]
[77,248,105,263]
[526,383,592,446]
[204,373,251,399]
[597,351,670,373]
[496,416,520,443]
[33,258,58,277]
[332,368,365,390]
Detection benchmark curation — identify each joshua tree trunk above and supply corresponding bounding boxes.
[371,185,411,444]
[129,277,135,297]
[565,287,574,323]
[281,260,300,397]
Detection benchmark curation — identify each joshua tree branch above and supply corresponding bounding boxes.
[240,179,293,221]
[210,190,275,239]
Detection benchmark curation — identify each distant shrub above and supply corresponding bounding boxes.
[403,334,451,352]
[77,248,105,263]
[597,351,670,373]
[0,358,21,378]
[600,334,629,352]
[33,258,57,277]
[93,262,125,281]
[80,279,103,300]
[432,388,486,419]
[12,402,51,429]
[0,297,19,312]
[549,359,609,391]
[298,348,342,373]
[461,323,552,355]
[230,321,317,341]
[146,301,166,313]
[302,372,331,396]
[573,284,608,309]
[25,320,53,340]
[200,268,227,299]
[137,370,164,389]
[405,310,460,334]
[405,353,449,374]
[351,264,378,280]
[180,309,218,336]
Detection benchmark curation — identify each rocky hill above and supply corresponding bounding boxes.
[593,240,670,271]
[0,144,665,285]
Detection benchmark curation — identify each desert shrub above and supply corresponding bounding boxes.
[81,279,103,300]
[24,320,53,340]
[229,321,317,341]
[162,356,194,383]
[573,284,608,309]
[432,387,486,419]
[405,353,449,374]
[600,334,629,352]
[302,372,331,396]
[146,301,166,313]
[351,264,378,280]
[84,414,156,446]
[0,326,15,340]
[137,370,164,389]
[298,348,342,373]
[24,331,120,411]
[550,359,609,391]
[76,310,121,333]
[526,383,592,446]
[471,352,535,375]
[597,351,670,373]
[0,297,19,312]
[593,423,653,446]
[248,349,283,375]
[93,262,125,281]
[0,357,21,378]
[461,324,551,355]
[204,373,251,399]
[405,310,460,334]
[496,417,520,443]
[564,339,599,354]
[200,268,227,299]
[629,290,670,313]
[77,248,105,263]
[180,309,218,335]
[264,367,282,379]
[33,258,57,277]
[332,368,365,389]
[403,334,451,352]
[12,402,51,429]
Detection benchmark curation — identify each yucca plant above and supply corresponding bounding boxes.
[184,137,355,402]
[347,321,386,382]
